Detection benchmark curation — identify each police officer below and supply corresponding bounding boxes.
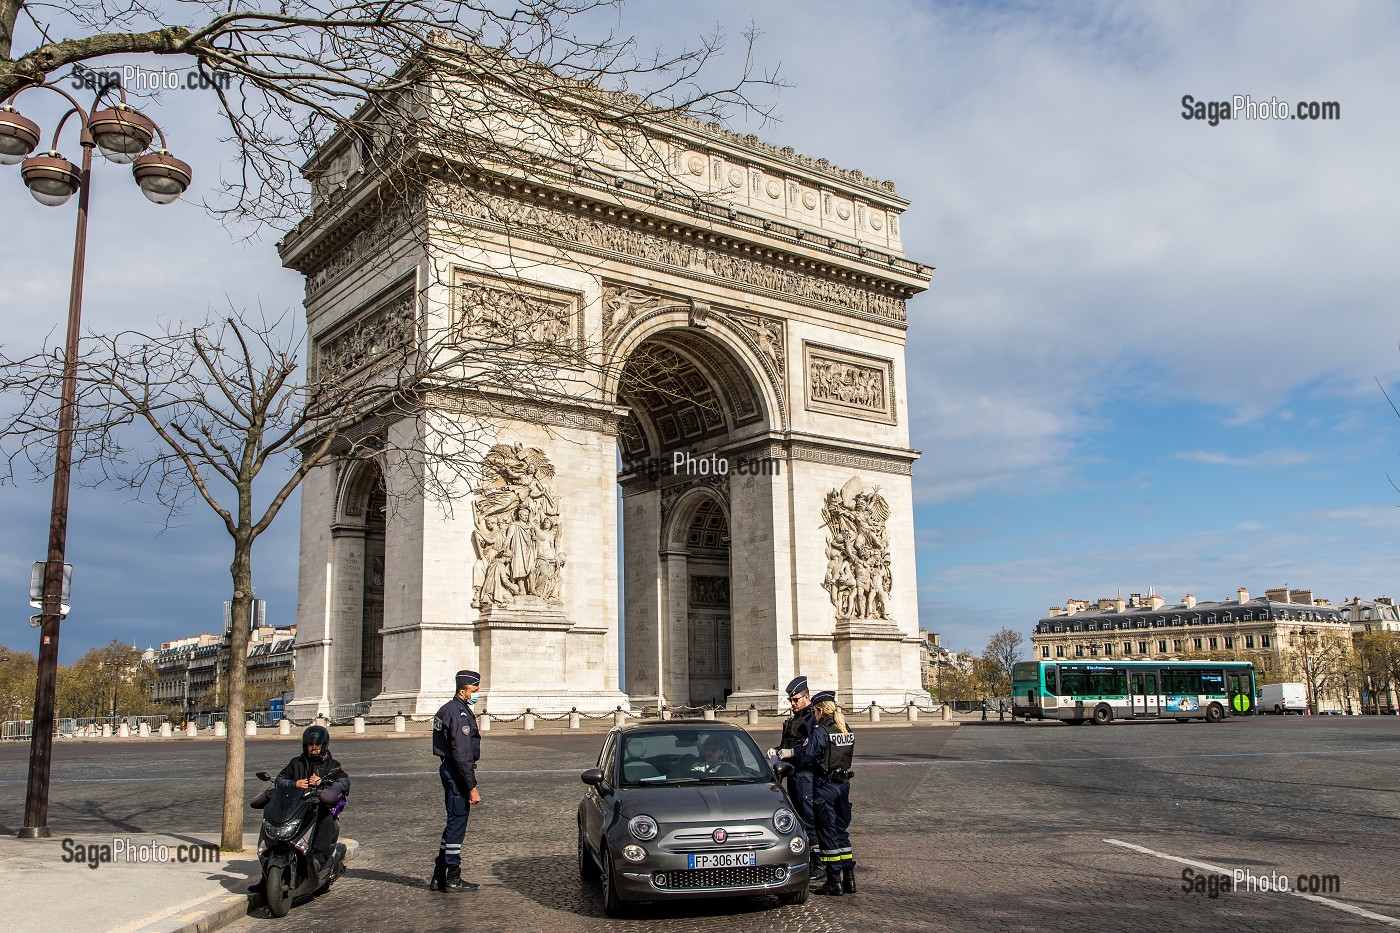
[794,689,856,896]
[430,669,483,892]
[770,676,817,866]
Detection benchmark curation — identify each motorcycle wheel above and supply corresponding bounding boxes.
[265,865,292,917]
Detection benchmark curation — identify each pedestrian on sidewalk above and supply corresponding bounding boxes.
[430,669,483,892]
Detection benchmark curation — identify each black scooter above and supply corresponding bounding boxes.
[251,770,347,917]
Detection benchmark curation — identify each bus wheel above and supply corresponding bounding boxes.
[1205,703,1225,723]
[1092,705,1113,725]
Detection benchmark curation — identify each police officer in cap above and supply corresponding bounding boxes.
[430,669,483,892]
[794,689,857,896]
[770,676,817,865]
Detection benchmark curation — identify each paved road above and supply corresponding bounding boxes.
[4,717,1400,931]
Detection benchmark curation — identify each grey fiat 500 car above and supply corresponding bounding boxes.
[577,720,810,915]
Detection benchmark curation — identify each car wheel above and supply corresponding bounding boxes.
[578,825,599,882]
[778,885,809,906]
[1092,705,1112,725]
[1274,705,1283,715]
[601,849,626,917]
[1205,703,1225,723]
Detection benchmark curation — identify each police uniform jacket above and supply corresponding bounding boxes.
[792,718,855,781]
[433,696,481,790]
[780,705,815,753]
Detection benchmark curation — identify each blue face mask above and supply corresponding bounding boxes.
[467,694,479,706]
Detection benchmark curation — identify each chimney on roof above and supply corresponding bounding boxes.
[1237,588,1249,604]
[1289,589,1314,606]
[1149,593,1165,610]
[1184,593,1196,609]
[1114,597,1125,612]
[1379,597,1394,606]
[1265,587,1290,603]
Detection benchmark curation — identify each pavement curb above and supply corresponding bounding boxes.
[148,839,360,933]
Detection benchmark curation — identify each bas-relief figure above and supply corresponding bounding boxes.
[471,443,566,610]
[821,476,893,621]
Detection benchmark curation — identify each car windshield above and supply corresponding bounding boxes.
[618,728,773,785]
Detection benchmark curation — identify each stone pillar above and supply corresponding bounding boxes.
[747,705,758,726]
[353,716,365,734]
[479,711,491,732]
[214,721,227,737]
[569,709,580,729]
[940,704,953,722]
[186,722,198,737]
[118,723,130,737]
[394,714,406,733]
[703,707,716,721]
[523,709,536,731]
[138,722,151,737]
[906,702,918,722]
[159,722,172,738]
[279,719,292,736]
[870,702,880,723]
[614,707,626,728]
[102,724,112,737]
[245,720,257,737]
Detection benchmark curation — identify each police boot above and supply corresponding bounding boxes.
[815,867,843,897]
[841,864,857,894]
[429,861,447,891]
[444,866,479,892]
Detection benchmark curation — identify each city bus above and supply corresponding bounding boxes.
[1011,659,1256,724]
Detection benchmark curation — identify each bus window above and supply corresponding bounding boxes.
[1162,670,1201,695]
[1200,670,1225,696]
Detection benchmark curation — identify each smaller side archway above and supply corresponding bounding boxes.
[333,458,387,707]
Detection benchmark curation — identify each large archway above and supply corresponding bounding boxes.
[616,321,781,710]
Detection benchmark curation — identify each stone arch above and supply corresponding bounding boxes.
[331,456,387,705]
[663,484,732,552]
[606,306,786,439]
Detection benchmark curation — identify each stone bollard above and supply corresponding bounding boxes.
[159,722,172,738]
[118,723,130,738]
[245,720,257,737]
[569,708,581,730]
[907,702,918,723]
[703,707,716,721]
[102,724,112,737]
[747,704,758,726]
[394,714,406,733]
[524,709,536,731]
[661,705,672,721]
[614,706,626,728]
[279,719,291,736]
[479,711,491,732]
[139,722,151,737]
[353,716,365,734]
[870,702,881,724]
[940,704,953,722]
[214,721,227,737]
[186,722,198,737]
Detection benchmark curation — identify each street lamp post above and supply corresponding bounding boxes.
[2,80,191,838]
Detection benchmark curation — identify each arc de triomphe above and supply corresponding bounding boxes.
[280,75,933,719]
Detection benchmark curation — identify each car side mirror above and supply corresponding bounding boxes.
[255,771,272,782]
[580,768,612,795]
[773,761,794,779]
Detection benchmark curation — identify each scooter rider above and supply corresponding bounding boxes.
[430,669,483,892]
[271,726,349,875]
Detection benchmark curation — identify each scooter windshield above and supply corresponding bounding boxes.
[262,785,316,825]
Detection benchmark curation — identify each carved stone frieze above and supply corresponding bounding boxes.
[603,283,675,344]
[803,342,894,423]
[471,444,566,611]
[820,476,892,622]
[452,190,908,323]
[689,574,731,606]
[313,290,416,384]
[454,269,582,351]
[729,310,786,379]
[305,198,418,298]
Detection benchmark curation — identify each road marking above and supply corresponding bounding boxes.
[1104,838,1400,928]
[0,767,592,785]
[857,746,1400,766]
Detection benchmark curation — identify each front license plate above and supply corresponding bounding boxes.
[688,851,756,870]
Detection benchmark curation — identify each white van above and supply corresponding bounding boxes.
[1260,682,1308,714]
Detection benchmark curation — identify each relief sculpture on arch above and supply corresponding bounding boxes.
[471,443,566,610]
[821,476,893,621]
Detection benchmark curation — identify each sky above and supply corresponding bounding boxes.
[2,1,1399,663]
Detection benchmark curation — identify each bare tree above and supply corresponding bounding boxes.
[981,626,1025,695]
[0,296,591,849]
[1283,629,1352,714]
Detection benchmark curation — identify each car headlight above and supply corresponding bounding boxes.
[628,814,659,841]
[623,844,647,862]
[773,807,796,834]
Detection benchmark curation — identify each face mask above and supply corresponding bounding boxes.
[467,695,479,706]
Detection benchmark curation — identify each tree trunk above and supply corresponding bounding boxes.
[220,533,254,852]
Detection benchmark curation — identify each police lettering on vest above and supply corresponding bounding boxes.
[820,729,855,777]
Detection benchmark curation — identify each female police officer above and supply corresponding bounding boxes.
[792,689,856,896]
